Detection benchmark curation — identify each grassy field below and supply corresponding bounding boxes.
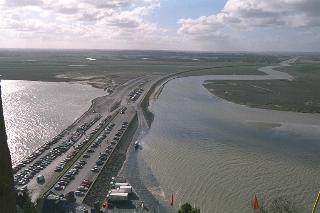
[204,59,320,113]
[178,64,266,77]
[0,50,280,87]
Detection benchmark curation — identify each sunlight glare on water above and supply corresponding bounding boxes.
[1,80,105,166]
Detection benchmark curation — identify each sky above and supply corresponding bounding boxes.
[0,0,319,52]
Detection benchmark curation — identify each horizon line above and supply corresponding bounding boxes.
[0,47,319,55]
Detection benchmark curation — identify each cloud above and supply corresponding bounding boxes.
[176,0,320,51]
[178,0,320,36]
[0,0,165,48]
[0,0,319,51]
[3,0,42,7]
[223,0,320,28]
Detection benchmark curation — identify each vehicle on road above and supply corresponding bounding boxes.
[99,154,108,161]
[54,185,65,191]
[74,164,83,169]
[81,179,92,186]
[96,160,104,166]
[54,167,63,172]
[77,186,89,192]
[75,191,85,197]
[91,167,100,172]
[79,160,86,165]
[87,149,95,153]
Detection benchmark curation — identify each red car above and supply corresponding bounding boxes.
[81,179,92,187]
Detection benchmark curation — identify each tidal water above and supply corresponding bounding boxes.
[1,80,105,166]
[140,76,320,213]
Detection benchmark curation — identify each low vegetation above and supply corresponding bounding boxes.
[204,59,320,113]
[0,50,280,84]
[178,203,200,213]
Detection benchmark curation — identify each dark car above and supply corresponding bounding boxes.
[96,160,104,166]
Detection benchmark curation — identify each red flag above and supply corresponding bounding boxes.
[253,194,260,211]
[170,192,174,207]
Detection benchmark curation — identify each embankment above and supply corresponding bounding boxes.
[140,64,262,127]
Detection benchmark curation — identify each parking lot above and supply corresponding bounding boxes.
[12,76,155,204]
[13,112,113,200]
[50,106,137,203]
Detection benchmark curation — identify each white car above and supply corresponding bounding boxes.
[75,191,85,197]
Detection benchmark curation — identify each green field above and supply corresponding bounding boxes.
[0,50,280,86]
[178,64,267,77]
[204,59,320,113]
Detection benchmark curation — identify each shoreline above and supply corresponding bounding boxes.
[139,64,267,128]
[203,58,320,114]
[10,58,299,210]
[131,57,320,212]
[11,58,293,170]
[141,57,302,126]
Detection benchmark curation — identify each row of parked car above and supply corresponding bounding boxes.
[53,120,117,193]
[14,114,107,188]
[13,115,102,175]
[54,117,114,173]
[54,160,88,191]
[114,121,129,141]
[87,115,112,138]
[13,134,63,174]
[74,179,93,197]
[54,149,78,172]
[76,121,131,195]
[14,143,67,186]
[71,114,102,142]
[128,87,144,102]
[72,122,121,196]
[72,122,123,197]
[54,112,131,196]
[120,106,127,114]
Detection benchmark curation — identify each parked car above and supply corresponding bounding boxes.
[75,191,85,197]
[91,167,100,173]
[54,185,65,191]
[96,160,104,166]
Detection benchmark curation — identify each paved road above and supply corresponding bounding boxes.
[42,76,154,201]
[52,107,137,203]
[19,112,105,202]
[14,75,153,202]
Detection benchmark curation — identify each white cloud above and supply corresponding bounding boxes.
[0,0,165,48]
[177,0,320,51]
[0,0,319,51]
[178,0,320,34]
